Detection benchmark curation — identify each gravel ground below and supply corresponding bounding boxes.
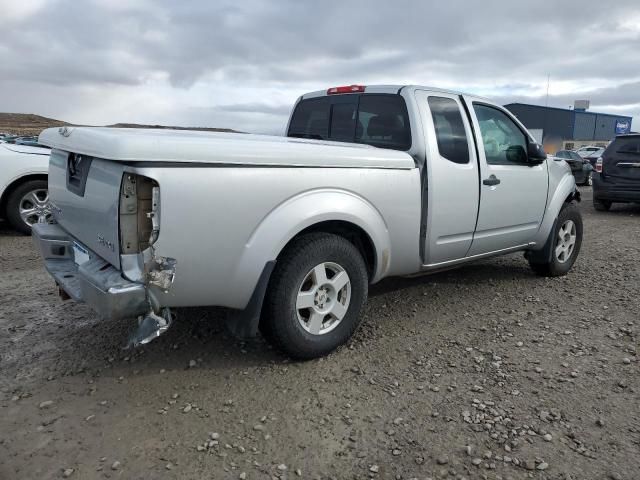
[1,187,639,480]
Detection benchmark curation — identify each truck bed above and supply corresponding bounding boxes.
[39,127,415,169]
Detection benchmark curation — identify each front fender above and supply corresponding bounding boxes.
[532,171,577,248]
[232,188,391,290]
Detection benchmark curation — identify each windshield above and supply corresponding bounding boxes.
[288,94,412,151]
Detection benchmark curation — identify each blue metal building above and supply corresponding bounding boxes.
[504,103,632,144]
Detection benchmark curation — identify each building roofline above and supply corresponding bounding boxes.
[505,102,632,120]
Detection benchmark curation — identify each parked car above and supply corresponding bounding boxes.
[33,85,582,359]
[592,134,640,211]
[15,136,48,148]
[582,148,605,168]
[554,150,593,185]
[0,142,52,234]
[575,145,604,158]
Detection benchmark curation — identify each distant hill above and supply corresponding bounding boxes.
[0,113,69,136]
[0,113,239,136]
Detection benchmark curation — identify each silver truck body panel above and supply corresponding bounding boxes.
[413,89,480,263]
[132,165,421,309]
[532,157,576,247]
[461,94,550,256]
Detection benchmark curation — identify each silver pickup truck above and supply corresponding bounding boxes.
[34,85,582,358]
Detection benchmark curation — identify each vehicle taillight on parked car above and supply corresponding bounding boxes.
[595,157,603,173]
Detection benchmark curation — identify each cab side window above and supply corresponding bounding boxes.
[428,96,469,164]
[617,140,640,154]
[473,104,528,165]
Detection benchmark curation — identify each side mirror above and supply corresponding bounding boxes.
[527,142,547,163]
[506,145,527,164]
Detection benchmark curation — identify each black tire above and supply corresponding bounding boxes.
[529,203,583,277]
[5,179,50,235]
[581,172,593,187]
[593,198,611,211]
[262,233,368,359]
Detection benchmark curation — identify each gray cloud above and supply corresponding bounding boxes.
[1,0,639,132]
[493,81,640,115]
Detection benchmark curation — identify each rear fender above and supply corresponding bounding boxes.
[233,188,390,292]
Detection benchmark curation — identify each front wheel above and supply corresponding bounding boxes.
[529,203,583,277]
[582,172,593,187]
[262,233,369,359]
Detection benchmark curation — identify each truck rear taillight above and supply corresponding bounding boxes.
[119,174,160,254]
[595,157,603,173]
[327,85,366,95]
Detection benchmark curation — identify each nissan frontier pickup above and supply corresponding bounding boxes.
[34,85,582,358]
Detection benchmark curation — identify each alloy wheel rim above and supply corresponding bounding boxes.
[18,188,52,227]
[555,219,577,264]
[296,262,351,335]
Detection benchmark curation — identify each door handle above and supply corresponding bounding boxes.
[483,175,501,186]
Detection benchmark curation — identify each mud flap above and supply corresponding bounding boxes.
[526,216,559,264]
[225,261,275,339]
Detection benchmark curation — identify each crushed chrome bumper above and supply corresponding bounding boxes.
[32,223,149,321]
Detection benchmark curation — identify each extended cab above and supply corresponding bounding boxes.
[34,85,582,358]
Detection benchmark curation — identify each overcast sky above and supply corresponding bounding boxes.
[1,0,639,134]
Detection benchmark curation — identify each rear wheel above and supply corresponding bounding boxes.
[529,203,583,277]
[262,233,368,359]
[582,172,593,186]
[593,198,611,211]
[5,179,52,235]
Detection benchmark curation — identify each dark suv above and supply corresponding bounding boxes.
[592,134,640,211]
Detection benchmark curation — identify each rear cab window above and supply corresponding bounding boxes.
[288,94,411,151]
[428,96,470,164]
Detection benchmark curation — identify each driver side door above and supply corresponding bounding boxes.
[464,99,549,255]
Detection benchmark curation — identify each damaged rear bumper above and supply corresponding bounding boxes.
[32,223,149,320]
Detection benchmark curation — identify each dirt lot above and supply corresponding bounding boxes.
[1,188,638,480]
